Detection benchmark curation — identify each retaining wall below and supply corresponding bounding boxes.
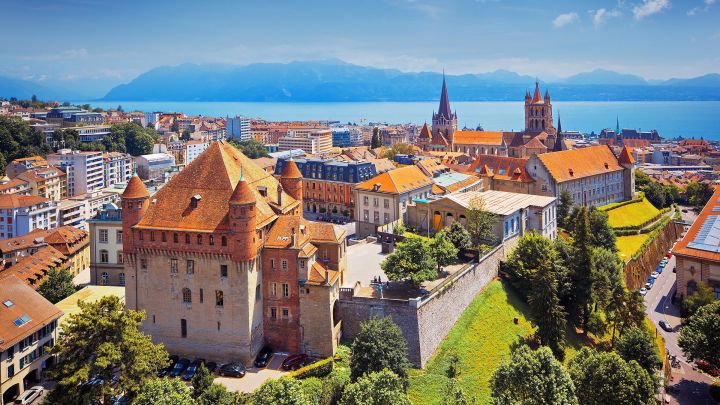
[624,220,685,290]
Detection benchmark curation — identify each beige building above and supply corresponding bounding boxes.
[354,166,434,238]
[16,167,67,201]
[88,203,125,286]
[279,130,333,155]
[0,276,62,405]
[672,187,720,299]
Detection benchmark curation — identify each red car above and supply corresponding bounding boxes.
[281,354,309,371]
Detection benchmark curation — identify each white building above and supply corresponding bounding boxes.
[0,195,58,239]
[278,130,333,155]
[184,140,210,164]
[103,152,133,188]
[226,116,251,141]
[56,190,121,231]
[144,112,160,130]
[135,153,176,180]
[47,150,105,196]
[87,203,125,286]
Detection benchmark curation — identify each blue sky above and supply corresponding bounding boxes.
[1,0,718,95]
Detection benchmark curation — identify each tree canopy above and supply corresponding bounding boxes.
[681,281,716,318]
[381,236,438,285]
[679,300,720,368]
[107,122,158,156]
[0,116,51,174]
[616,327,663,372]
[340,369,411,405]
[36,267,76,304]
[252,377,309,405]
[443,221,472,252]
[557,190,574,229]
[465,197,498,248]
[430,230,459,270]
[134,378,194,405]
[350,317,410,382]
[229,139,269,159]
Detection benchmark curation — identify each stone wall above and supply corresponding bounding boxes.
[339,244,506,367]
[624,220,685,290]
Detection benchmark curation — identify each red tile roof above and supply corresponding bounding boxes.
[0,194,49,209]
[537,145,623,183]
[355,166,433,194]
[122,176,149,199]
[0,275,62,351]
[281,159,303,179]
[453,131,504,146]
[673,186,720,262]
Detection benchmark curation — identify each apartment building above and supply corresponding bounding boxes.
[184,140,210,164]
[16,167,66,201]
[279,130,333,155]
[47,150,105,196]
[88,204,125,286]
[135,153,176,181]
[0,179,31,196]
[103,152,133,188]
[5,157,48,179]
[0,195,58,239]
[226,116,251,141]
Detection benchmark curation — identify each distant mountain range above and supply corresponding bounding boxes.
[2,60,720,102]
[0,76,83,101]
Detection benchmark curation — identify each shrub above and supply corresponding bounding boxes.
[288,357,334,379]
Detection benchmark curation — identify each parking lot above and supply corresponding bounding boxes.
[215,354,289,393]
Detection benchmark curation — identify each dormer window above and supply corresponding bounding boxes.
[258,186,267,197]
[190,194,202,208]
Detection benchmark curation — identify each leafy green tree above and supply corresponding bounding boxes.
[430,231,459,271]
[36,267,76,304]
[371,127,381,149]
[502,232,564,298]
[490,345,577,405]
[588,208,617,252]
[340,369,411,405]
[685,181,714,207]
[465,197,498,248]
[441,378,475,405]
[134,378,194,405]
[229,139,269,159]
[568,347,656,405]
[557,190,574,229]
[528,260,567,359]
[679,300,720,368]
[393,222,406,236]
[644,182,666,209]
[198,383,246,405]
[616,327,663,372]
[111,122,158,156]
[443,221,471,251]
[301,377,333,405]
[664,184,680,205]
[383,143,415,160]
[381,236,438,285]
[590,247,622,310]
[605,273,628,345]
[251,377,309,405]
[635,169,651,189]
[570,207,594,332]
[47,296,169,404]
[446,353,461,378]
[350,317,410,382]
[681,282,716,318]
[181,129,193,141]
[192,363,213,398]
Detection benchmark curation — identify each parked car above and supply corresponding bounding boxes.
[282,354,309,371]
[218,362,246,377]
[656,266,663,274]
[665,251,673,258]
[205,362,218,373]
[639,288,648,296]
[673,267,677,273]
[182,359,202,381]
[255,347,274,368]
[645,282,653,290]
[170,358,190,377]
[158,355,179,377]
[14,386,43,405]
[651,272,660,279]
[659,320,673,332]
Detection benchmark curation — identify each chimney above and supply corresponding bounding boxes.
[324,270,329,285]
[291,227,295,247]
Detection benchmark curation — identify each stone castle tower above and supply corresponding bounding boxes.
[524,81,555,134]
[432,74,458,146]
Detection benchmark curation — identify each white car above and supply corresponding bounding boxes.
[651,272,660,279]
[14,386,43,405]
[639,288,648,296]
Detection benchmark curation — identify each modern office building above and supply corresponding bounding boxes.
[0,195,58,239]
[278,130,333,155]
[134,153,176,181]
[47,150,105,196]
[226,116,251,141]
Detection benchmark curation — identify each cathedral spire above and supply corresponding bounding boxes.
[616,116,620,134]
[437,72,453,120]
[532,80,543,103]
[553,113,564,152]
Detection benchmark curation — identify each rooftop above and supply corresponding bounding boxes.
[673,186,720,261]
[355,165,433,194]
[420,190,556,216]
[55,285,125,328]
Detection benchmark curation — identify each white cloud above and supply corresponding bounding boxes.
[592,8,622,27]
[687,0,715,15]
[553,12,579,28]
[633,0,671,20]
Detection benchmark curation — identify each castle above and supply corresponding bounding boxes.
[121,141,346,362]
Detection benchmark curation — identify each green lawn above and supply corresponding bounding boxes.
[603,197,660,229]
[407,280,534,404]
[616,233,651,261]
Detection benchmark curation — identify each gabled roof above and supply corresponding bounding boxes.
[430,130,449,147]
[467,155,534,183]
[418,123,432,140]
[0,275,63,351]
[0,178,29,193]
[264,215,312,249]
[355,166,433,194]
[537,145,623,183]
[136,141,296,232]
[308,222,345,244]
[44,226,89,256]
[618,146,635,165]
[0,194,49,209]
[524,136,547,150]
[453,131,504,146]
[306,261,340,286]
[16,167,65,183]
[2,245,68,289]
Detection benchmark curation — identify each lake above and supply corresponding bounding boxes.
[75,100,720,139]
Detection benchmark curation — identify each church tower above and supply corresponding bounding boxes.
[524,82,555,135]
[431,74,458,147]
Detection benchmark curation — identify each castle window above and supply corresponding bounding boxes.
[173,233,178,243]
[281,259,288,270]
[150,231,155,242]
[100,249,109,263]
[220,265,228,278]
[215,290,224,307]
[256,285,261,301]
[282,283,289,298]
[186,260,195,274]
[185,234,190,244]
[271,259,276,269]
[209,235,214,246]
[221,236,227,246]
[271,283,277,297]
[181,319,187,338]
[199,288,204,303]
[161,232,167,242]
[182,288,191,303]
[140,258,147,270]
[282,308,289,319]
[138,231,143,241]
[197,235,202,245]
[270,307,277,319]
[170,259,178,273]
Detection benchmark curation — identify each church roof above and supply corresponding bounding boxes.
[437,75,453,121]
[532,82,543,104]
[453,131,504,146]
[418,123,432,140]
[135,141,296,232]
[524,136,547,150]
[430,130,449,147]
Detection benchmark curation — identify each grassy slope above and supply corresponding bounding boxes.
[604,197,660,228]
[407,280,534,404]
[616,233,651,262]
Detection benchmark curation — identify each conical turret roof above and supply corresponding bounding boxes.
[230,176,255,204]
[281,159,303,179]
[532,81,543,104]
[122,175,149,199]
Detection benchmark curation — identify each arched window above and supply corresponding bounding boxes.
[101,272,109,285]
[182,288,192,303]
[119,272,126,286]
[459,214,467,227]
[100,249,109,263]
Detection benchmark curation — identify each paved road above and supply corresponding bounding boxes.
[643,207,715,405]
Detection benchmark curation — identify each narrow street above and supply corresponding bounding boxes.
[642,209,716,405]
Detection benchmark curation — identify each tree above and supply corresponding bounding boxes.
[110,122,158,156]
[502,232,565,298]
[192,363,213,398]
[181,129,192,141]
[350,317,410,382]
[441,378,475,405]
[588,208,617,252]
[381,236,438,285]
[635,170,651,189]
[528,260,567,359]
[570,207,594,332]
[465,197,498,248]
[340,369,411,405]
[685,181,714,208]
[664,184,680,205]
[616,327,663,372]
[679,300,720,368]
[47,296,169,404]
[134,378,194,405]
[557,190,574,229]
[170,120,179,132]
[430,231,459,271]
[229,139,269,159]
[383,143,415,160]
[590,247,622,310]
[198,383,246,405]
[490,345,577,405]
[443,221,471,251]
[371,127,381,149]
[568,347,656,405]
[252,377,309,405]
[681,282,716,318]
[644,182,666,209]
[36,267,76,304]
